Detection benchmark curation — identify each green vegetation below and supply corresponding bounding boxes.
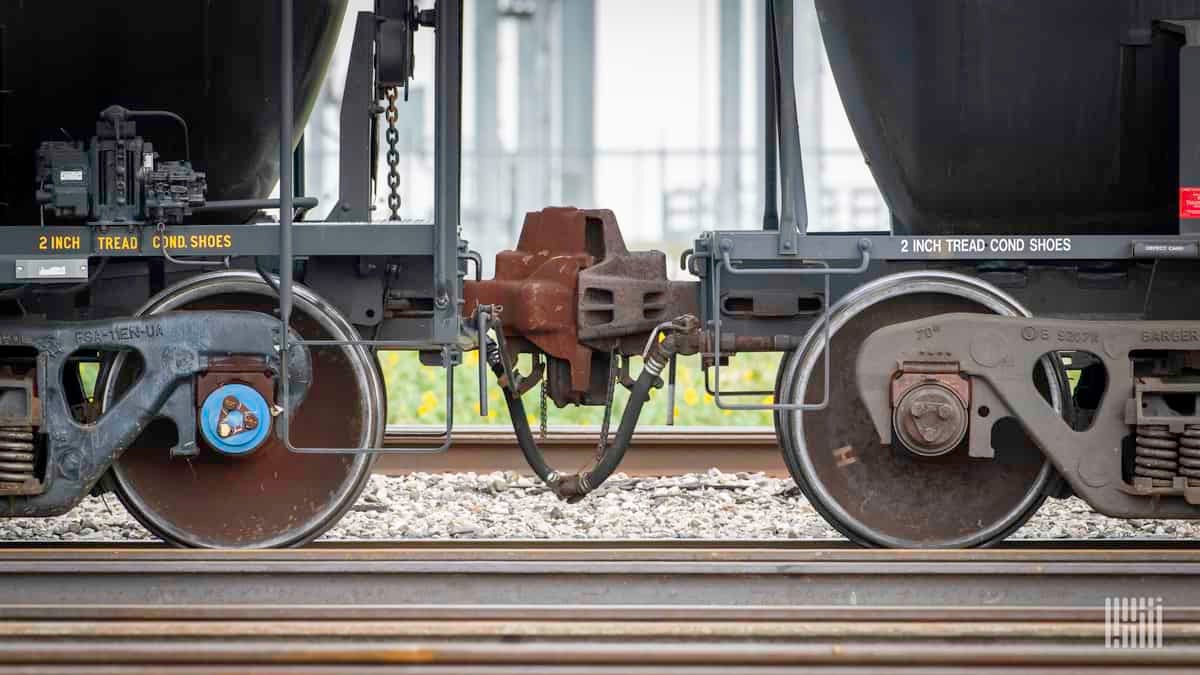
[378,350,782,427]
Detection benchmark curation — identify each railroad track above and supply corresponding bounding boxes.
[2,542,1200,672]
[376,425,785,476]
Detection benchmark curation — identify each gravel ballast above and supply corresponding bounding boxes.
[1,469,1198,542]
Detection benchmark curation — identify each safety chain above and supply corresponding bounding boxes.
[384,86,402,220]
[539,354,549,440]
[595,351,619,461]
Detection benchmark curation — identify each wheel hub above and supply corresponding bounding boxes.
[199,383,271,456]
[892,378,969,457]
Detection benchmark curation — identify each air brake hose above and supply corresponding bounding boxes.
[488,337,675,503]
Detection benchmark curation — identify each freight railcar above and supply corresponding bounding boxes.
[1,0,1199,548]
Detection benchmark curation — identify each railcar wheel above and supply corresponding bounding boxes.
[99,270,384,548]
[776,272,1067,548]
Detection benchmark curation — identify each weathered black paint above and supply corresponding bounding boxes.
[0,1,345,224]
[817,0,1200,234]
[0,311,309,517]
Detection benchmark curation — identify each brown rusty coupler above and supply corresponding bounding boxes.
[464,207,704,501]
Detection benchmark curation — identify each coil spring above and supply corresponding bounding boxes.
[1134,425,1178,487]
[0,426,35,485]
[1179,425,1200,486]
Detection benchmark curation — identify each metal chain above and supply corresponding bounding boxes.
[384,87,402,220]
[538,354,549,440]
[594,351,619,461]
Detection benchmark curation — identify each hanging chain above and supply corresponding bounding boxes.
[539,354,549,440]
[594,351,619,461]
[384,86,402,221]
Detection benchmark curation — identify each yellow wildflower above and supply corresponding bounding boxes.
[416,390,438,417]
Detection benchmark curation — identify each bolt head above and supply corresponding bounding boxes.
[217,422,232,438]
[243,413,259,430]
[222,395,239,411]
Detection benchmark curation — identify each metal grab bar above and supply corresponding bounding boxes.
[280,342,454,455]
[708,237,871,412]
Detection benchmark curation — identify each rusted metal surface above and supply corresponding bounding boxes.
[0,546,1199,671]
[890,371,970,457]
[674,332,802,356]
[0,368,42,496]
[892,383,968,457]
[890,369,970,412]
[376,426,788,477]
[464,208,591,402]
[573,210,696,352]
[4,637,1200,672]
[3,545,1200,602]
[464,207,697,406]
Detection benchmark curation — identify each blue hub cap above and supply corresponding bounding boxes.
[199,383,272,455]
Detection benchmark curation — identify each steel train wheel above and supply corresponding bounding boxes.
[99,270,384,548]
[776,272,1066,548]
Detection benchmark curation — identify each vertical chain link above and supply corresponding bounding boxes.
[539,354,549,440]
[594,351,618,461]
[384,87,402,221]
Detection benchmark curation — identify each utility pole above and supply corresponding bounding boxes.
[719,0,741,228]
[560,0,595,208]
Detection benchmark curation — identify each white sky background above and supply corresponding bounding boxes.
[303,0,887,270]
[595,1,716,150]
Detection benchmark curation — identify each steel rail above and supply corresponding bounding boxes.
[1,546,1199,606]
[0,545,1198,671]
[376,426,786,476]
[4,538,1199,550]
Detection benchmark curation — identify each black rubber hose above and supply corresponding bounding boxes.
[490,340,669,502]
[496,380,558,482]
[570,365,657,498]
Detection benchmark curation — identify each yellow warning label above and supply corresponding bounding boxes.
[152,233,233,250]
[95,234,140,251]
[37,234,82,251]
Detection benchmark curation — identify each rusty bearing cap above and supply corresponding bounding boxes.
[892,382,968,457]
